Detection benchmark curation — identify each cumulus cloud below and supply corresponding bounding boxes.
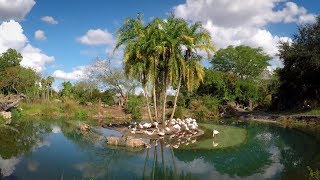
[21,44,55,72]
[0,20,54,72]
[41,16,58,25]
[34,30,46,41]
[52,66,88,80]
[0,20,27,52]
[0,0,35,21]
[174,0,315,28]
[77,29,115,46]
[173,0,313,69]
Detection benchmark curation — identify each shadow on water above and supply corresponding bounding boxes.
[0,119,319,179]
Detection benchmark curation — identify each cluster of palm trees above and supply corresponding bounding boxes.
[40,76,54,100]
[114,14,215,124]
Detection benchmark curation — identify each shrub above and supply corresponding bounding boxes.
[201,95,220,114]
[188,99,202,110]
[308,166,320,180]
[125,95,143,121]
[10,108,23,119]
[174,106,184,118]
[74,109,88,120]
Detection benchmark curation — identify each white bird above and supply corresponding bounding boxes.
[144,130,155,136]
[213,130,220,137]
[138,124,144,129]
[143,123,152,129]
[145,144,151,148]
[191,139,197,144]
[212,141,219,147]
[153,122,159,128]
[172,144,179,149]
[157,130,165,136]
[130,127,137,134]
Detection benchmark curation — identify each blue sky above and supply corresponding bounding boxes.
[0,0,319,89]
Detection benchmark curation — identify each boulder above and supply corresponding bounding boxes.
[78,123,90,132]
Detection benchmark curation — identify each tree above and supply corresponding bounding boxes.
[61,81,74,98]
[0,48,22,71]
[275,15,320,110]
[212,45,271,79]
[89,59,139,105]
[115,14,214,123]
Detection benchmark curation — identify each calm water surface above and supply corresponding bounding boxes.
[0,119,319,180]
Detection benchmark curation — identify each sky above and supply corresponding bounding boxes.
[0,0,319,90]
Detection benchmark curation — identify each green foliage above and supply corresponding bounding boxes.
[0,48,22,71]
[212,45,271,79]
[0,49,40,96]
[275,15,320,110]
[61,81,74,98]
[125,95,143,121]
[73,109,88,120]
[174,106,184,118]
[308,166,320,180]
[189,96,220,121]
[10,108,23,119]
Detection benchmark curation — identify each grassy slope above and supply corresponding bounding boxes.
[181,123,247,149]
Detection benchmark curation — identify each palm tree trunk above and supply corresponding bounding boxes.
[152,83,158,122]
[143,85,153,123]
[162,79,167,125]
[170,75,182,121]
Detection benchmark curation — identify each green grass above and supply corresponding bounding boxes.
[299,107,320,115]
[181,123,247,149]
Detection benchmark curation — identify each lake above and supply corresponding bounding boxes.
[0,119,319,179]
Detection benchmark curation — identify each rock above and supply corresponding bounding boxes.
[0,111,12,125]
[79,123,90,132]
[106,136,146,148]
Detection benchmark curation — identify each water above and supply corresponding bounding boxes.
[0,119,319,179]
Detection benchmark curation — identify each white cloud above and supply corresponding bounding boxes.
[0,157,20,177]
[52,66,88,80]
[41,16,58,25]
[77,29,115,46]
[0,20,55,72]
[0,20,27,52]
[21,44,55,72]
[0,0,35,21]
[34,30,46,41]
[174,0,315,28]
[173,0,312,69]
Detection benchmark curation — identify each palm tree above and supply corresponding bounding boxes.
[46,76,54,100]
[169,20,215,120]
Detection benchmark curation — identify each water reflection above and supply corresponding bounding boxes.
[0,120,319,179]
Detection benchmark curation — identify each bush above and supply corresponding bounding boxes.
[74,109,88,120]
[174,106,184,118]
[201,95,220,113]
[10,108,23,119]
[188,99,202,110]
[126,95,143,121]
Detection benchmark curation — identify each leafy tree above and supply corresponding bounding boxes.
[61,81,74,98]
[0,49,40,96]
[275,15,320,110]
[212,45,271,79]
[0,48,22,71]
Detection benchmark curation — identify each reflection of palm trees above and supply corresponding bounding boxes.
[142,139,196,180]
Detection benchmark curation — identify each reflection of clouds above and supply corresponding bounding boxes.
[33,140,50,150]
[256,132,273,141]
[0,156,20,177]
[27,160,39,172]
[73,162,106,178]
[51,125,61,134]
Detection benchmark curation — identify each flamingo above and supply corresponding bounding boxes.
[212,141,219,147]
[172,144,179,149]
[157,130,165,136]
[144,130,155,136]
[213,130,219,137]
[130,127,137,134]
